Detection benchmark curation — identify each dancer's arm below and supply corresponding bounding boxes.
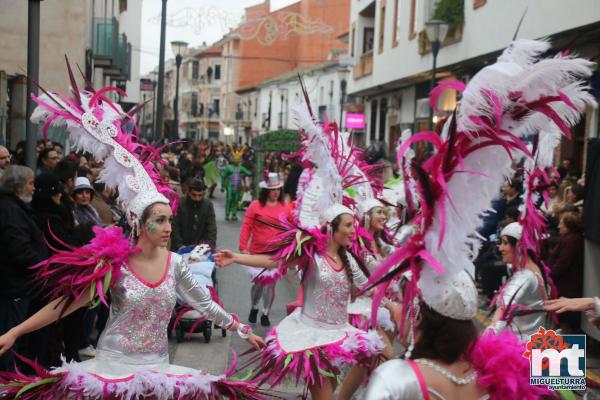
[174,258,265,349]
[0,296,89,356]
[215,249,278,269]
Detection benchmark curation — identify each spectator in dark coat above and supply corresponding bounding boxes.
[0,166,47,371]
[549,211,585,332]
[32,173,92,363]
[171,177,217,249]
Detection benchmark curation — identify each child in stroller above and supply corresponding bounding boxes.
[170,243,227,343]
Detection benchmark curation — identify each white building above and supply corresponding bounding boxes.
[348,0,600,158]
[240,61,351,140]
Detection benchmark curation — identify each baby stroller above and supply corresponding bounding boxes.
[170,244,227,343]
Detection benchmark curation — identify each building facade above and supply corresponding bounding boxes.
[348,0,600,161]
[0,0,141,148]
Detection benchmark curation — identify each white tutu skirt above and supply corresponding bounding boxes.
[347,296,395,332]
[254,308,384,387]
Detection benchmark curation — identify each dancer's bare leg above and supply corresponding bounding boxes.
[337,329,393,400]
[309,378,336,400]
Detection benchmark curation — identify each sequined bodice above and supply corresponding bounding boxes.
[96,253,233,365]
[97,256,177,361]
[301,254,368,326]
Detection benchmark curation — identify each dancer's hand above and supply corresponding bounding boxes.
[0,330,17,356]
[544,297,596,314]
[246,333,266,350]
[215,250,237,268]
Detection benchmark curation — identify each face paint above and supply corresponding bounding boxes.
[146,219,158,235]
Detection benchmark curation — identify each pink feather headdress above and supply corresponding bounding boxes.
[30,58,178,229]
[367,39,595,329]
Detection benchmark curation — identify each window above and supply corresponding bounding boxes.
[370,100,378,142]
[214,64,221,80]
[212,99,220,117]
[409,0,417,39]
[378,0,386,53]
[191,93,198,116]
[192,61,199,80]
[393,0,400,47]
[363,28,375,53]
[119,0,127,13]
[378,98,387,142]
[318,106,327,124]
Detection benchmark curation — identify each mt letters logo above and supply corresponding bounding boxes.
[523,327,586,391]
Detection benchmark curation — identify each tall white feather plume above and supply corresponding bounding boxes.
[292,101,344,228]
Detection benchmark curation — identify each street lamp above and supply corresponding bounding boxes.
[424,19,449,131]
[170,40,188,140]
[337,68,349,132]
[25,0,43,169]
[154,0,168,142]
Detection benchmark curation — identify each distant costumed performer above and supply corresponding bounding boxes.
[363,38,594,399]
[0,60,267,400]
[215,79,385,399]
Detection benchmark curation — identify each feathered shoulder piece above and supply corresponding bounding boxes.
[33,226,139,313]
[367,39,595,327]
[30,58,178,229]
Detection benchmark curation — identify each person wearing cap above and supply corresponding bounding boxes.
[220,155,251,221]
[171,177,217,250]
[0,166,47,371]
[72,177,102,228]
[238,172,289,326]
[488,222,551,341]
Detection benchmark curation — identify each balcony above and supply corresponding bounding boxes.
[93,18,119,67]
[353,51,373,80]
[104,33,131,81]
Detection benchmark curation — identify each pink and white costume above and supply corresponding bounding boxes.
[258,253,383,386]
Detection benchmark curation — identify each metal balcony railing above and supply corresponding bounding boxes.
[105,33,131,81]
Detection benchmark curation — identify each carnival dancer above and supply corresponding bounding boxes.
[489,222,551,341]
[221,145,251,221]
[0,66,266,400]
[216,204,384,400]
[338,198,397,400]
[361,38,593,399]
[239,172,289,326]
[216,86,385,399]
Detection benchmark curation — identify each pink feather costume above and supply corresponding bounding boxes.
[0,64,266,400]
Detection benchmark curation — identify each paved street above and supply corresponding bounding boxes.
[168,190,302,396]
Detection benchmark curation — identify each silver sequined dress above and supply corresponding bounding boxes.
[270,253,382,354]
[492,268,549,341]
[55,252,233,388]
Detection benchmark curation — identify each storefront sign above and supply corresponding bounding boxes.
[345,113,365,129]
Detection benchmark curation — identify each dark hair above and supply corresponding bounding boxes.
[77,165,93,178]
[411,303,478,364]
[503,235,551,290]
[508,179,523,194]
[54,160,78,184]
[283,164,303,200]
[187,177,206,192]
[37,147,56,166]
[504,206,520,222]
[258,187,283,206]
[560,211,583,233]
[329,214,370,301]
[567,184,584,203]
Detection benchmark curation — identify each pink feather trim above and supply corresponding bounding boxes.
[470,331,557,399]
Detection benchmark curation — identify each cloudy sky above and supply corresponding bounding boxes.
[139,0,296,75]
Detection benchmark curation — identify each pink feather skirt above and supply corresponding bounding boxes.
[252,309,384,388]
